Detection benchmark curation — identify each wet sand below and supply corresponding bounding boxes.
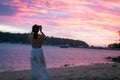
[0,63,120,80]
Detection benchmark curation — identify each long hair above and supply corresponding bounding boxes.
[32,24,39,39]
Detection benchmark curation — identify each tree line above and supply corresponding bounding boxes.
[0,32,89,47]
[108,30,120,49]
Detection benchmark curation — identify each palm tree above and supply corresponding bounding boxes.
[117,30,120,43]
[118,31,120,36]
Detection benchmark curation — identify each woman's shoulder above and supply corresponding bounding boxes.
[38,34,43,37]
[38,34,46,40]
[38,34,43,38]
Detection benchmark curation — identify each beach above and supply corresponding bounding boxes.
[0,63,120,80]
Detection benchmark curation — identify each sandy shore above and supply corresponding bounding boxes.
[0,63,120,80]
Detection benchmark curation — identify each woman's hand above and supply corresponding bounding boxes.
[38,25,46,38]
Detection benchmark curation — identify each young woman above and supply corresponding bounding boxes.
[28,24,52,80]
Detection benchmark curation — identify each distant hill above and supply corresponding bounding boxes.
[108,43,120,49]
[0,32,89,47]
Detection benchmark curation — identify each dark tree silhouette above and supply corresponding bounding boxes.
[118,30,120,36]
[0,32,89,47]
[107,30,120,49]
[117,30,120,42]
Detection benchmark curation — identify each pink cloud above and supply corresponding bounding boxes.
[0,0,120,46]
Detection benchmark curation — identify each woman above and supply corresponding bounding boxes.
[28,24,52,80]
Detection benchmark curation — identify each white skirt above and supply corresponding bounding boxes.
[30,48,52,80]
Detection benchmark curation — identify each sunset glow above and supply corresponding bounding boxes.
[0,0,120,46]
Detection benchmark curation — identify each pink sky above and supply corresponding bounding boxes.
[0,0,120,46]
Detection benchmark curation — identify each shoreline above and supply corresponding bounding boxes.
[0,63,120,80]
[1,42,120,51]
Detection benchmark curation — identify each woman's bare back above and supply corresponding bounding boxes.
[28,34,45,48]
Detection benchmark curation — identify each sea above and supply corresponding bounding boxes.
[0,43,120,72]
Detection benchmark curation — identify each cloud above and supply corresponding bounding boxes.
[0,4,18,16]
[0,25,27,33]
[0,0,120,46]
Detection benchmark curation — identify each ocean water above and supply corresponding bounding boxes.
[0,43,120,72]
